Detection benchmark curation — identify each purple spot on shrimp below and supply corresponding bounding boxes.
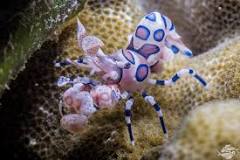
[122,50,135,64]
[138,44,160,59]
[135,64,149,82]
[154,29,165,42]
[135,25,150,40]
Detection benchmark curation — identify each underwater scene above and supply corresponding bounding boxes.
[0,0,240,160]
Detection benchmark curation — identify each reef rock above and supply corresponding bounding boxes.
[150,99,240,160]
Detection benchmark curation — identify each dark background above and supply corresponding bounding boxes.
[0,0,31,51]
[0,1,40,159]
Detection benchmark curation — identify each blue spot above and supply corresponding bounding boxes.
[184,50,193,57]
[125,110,131,116]
[60,60,71,66]
[170,23,175,31]
[194,74,207,86]
[153,104,160,111]
[122,50,135,64]
[172,74,180,82]
[154,29,165,42]
[77,58,83,63]
[135,64,149,82]
[189,69,194,74]
[156,80,165,85]
[171,45,179,54]
[161,15,167,28]
[127,124,134,141]
[135,25,150,40]
[160,117,167,134]
[146,12,156,22]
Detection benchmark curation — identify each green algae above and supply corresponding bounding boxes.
[0,0,86,96]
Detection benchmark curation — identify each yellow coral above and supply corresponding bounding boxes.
[58,0,143,57]
[152,39,240,117]
[57,0,143,77]
[158,99,240,160]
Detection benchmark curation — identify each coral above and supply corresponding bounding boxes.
[1,0,240,160]
[152,38,240,117]
[0,0,86,97]
[156,99,240,160]
[140,0,240,54]
[56,0,143,81]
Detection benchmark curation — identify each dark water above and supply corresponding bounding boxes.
[0,0,31,52]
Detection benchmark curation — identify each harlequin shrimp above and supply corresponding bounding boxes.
[55,11,207,145]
